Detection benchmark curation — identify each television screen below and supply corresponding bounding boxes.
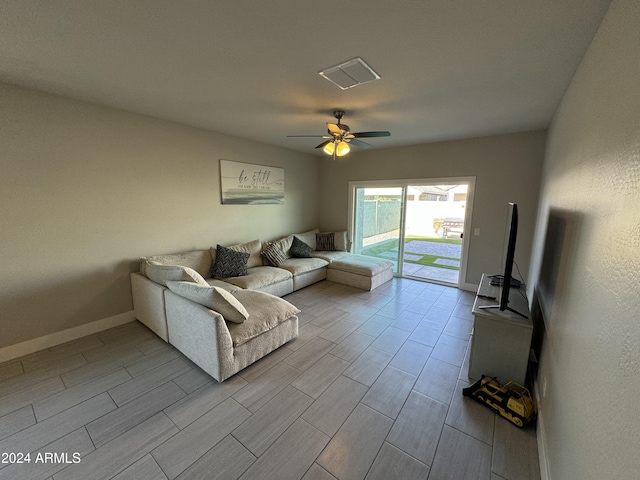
[479,202,527,318]
[500,203,518,311]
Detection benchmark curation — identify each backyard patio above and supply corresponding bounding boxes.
[361,235,463,284]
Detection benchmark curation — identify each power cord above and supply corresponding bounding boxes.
[513,261,529,303]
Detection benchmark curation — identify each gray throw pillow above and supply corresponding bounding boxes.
[211,244,249,278]
[290,236,313,258]
[315,232,335,251]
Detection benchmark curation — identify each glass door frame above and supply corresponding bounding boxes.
[348,176,476,289]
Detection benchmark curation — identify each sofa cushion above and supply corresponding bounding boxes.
[141,250,212,278]
[227,239,263,268]
[227,290,300,346]
[315,232,335,251]
[294,229,319,250]
[223,266,292,290]
[205,278,243,292]
[145,261,209,287]
[290,236,313,258]
[311,251,351,262]
[328,255,394,277]
[278,257,329,276]
[166,281,249,323]
[211,244,249,278]
[261,241,288,266]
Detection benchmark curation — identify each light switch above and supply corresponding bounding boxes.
[474,228,480,236]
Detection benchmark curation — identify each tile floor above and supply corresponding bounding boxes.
[0,278,541,480]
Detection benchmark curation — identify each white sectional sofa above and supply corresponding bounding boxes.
[130,229,393,381]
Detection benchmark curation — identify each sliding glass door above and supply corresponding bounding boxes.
[349,178,475,287]
[352,187,405,273]
[402,184,469,284]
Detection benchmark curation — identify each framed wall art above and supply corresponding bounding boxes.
[219,159,284,205]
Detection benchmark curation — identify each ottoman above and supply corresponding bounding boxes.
[326,255,394,291]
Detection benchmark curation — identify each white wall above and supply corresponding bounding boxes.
[528,0,639,478]
[0,83,319,348]
[319,131,546,286]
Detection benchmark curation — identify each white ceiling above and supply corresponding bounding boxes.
[0,0,612,154]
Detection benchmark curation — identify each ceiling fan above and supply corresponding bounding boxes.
[287,110,390,160]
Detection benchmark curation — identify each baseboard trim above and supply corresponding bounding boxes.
[0,311,136,363]
[461,282,479,292]
[533,378,551,480]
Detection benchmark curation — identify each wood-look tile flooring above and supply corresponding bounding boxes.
[0,278,541,480]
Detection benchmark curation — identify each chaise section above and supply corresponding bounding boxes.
[164,289,298,382]
[326,255,394,291]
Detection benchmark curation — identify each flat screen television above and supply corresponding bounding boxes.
[479,202,527,318]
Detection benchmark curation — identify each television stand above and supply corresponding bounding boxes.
[480,274,527,318]
[488,275,522,288]
[478,303,528,319]
[468,274,533,385]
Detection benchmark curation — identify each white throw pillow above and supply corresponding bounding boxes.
[294,229,320,250]
[145,261,209,287]
[228,239,263,268]
[270,234,294,257]
[166,281,249,323]
[332,231,349,251]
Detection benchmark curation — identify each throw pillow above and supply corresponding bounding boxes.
[315,232,335,251]
[294,229,319,250]
[166,281,249,323]
[211,244,249,278]
[290,236,313,258]
[228,239,263,268]
[271,234,294,258]
[145,261,209,287]
[333,231,349,252]
[261,241,288,266]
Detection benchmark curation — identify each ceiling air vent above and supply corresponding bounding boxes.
[319,57,381,90]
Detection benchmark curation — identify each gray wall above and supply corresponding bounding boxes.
[318,131,546,286]
[1,83,319,348]
[528,0,639,478]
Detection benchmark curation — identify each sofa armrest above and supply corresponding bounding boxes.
[164,290,233,382]
[131,272,169,341]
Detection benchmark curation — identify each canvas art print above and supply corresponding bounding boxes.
[220,160,284,204]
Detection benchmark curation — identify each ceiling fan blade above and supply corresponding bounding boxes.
[352,131,391,138]
[348,138,372,149]
[315,140,332,149]
[327,123,342,135]
[287,135,326,138]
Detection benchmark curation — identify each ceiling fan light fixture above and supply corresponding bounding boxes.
[323,141,335,155]
[287,110,390,157]
[336,140,351,156]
